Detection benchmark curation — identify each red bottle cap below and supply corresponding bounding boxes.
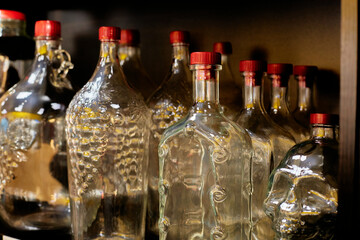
[213,42,232,54]
[310,113,339,125]
[119,29,140,45]
[267,63,293,75]
[239,60,267,72]
[293,65,318,76]
[35,20,61,38]
[170,30,189,44]
[0,9,25,21]
[99,26,121,41]
[190,52,221,65]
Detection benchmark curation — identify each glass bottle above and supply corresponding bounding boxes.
[264,113,339,240]
[0,9,34,96]
[158,52,253,240]
[234,60,296,239]
[0,20,73,235]
[119,29,157,100]
[292,65,318,130]
[267,63,310,143]
[213,42,242,120]
[66,26,150,240]
[146,30,192,237]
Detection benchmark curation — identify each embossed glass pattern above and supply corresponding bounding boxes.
[159,52,253,240]
[264,113,339,240]
[66,26,150,240]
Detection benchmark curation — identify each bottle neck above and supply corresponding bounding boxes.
[269,74,290,114]
[118,44,141,63]
[242,72,265,110]
[296,75,313,111]
[311,124,338,141]
[0,19,26,37]
[219,54,234,83]
[99,40,119,65]
[172,43,189,66]
[35,37,62,57]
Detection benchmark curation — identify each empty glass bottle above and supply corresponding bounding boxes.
[146,30,192,237]
[267,63,310,143]
[264,113,339,240]
[292,65,318,130]
[66,26,150,240]
[158,52,253,240]
[119,29,157,100]
[234,60,296,239]
[213,41,242,120]
[0,20,73,234]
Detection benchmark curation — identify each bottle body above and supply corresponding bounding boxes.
[66,27,150,240]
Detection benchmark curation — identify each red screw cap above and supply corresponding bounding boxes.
[35,20,61,38]
[293,65,318,76]
[190,52,221,65]
[170,30,190,44]
[267,63,293,75]
[99,26,121,41]
[310,113,339,125]
[119,29,140,45]
[0,9,25,21]
[239,60,267,72]
[213,42,232,54]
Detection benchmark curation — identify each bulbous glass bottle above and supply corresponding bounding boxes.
[146,30,192,237]
[234,60,296,239]
[66,26,150,240]
[267,63,310,143]
[264,113,339,240]
[158,52,253,240]
[0,20,73,235]
[213,42,242,120]
[118,29,157,100]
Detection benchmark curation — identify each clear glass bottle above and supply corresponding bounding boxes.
[267,63,310,143]
[158,52,253,240]
[264,113,339,240]
[292,65,318,130]
[66,26,150,240]
[0,9,34,96]
[0,20,73,235]
[119,29,157,100]
[146,30,192,237]
[234,60,296,239]
[213,42,242,120]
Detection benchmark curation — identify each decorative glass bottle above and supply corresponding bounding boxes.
[213,41,242,120]
[158,52,253,240]
[0,20,73,234]
[267,63,310,143]
[234,60,296,239]
[118,29,157,100]
[146,30,192,237]
[292,65,318,130]
[66,26,150,240]
[264,113,339,240]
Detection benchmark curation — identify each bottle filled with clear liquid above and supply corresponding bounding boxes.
[0,20,73,235]
[66,26,150,240]
[158,52,253,240]
[264,113,339,239]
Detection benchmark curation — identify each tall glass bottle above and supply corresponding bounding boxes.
[213,41,242,120]
[264,113,339,239]
[159,52,253,240]
[66,26,150,240]
[292,65,318,130]
[0,20,73,235]
[146,30,192,237]
[267,63,310,143]
[234,60,296,240]
[119,29,157,100]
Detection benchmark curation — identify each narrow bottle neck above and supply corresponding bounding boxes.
[118,45,141,63]
[220,54,234,83]
[296,75,313,111]
[242,72,265,110]
[99,40,119,64]
[35,38,62,57]
[0,19,27,37]
[172,43,189,66]
[311,124,338,141]
[269,74,290,114]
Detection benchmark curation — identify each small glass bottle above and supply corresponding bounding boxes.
[0,20,73,235]
[264,113,339,240]
[158,52,253,240]
[119,29,157,100]
[66,26,150,240]
[234,60,296,239]
[146,30,192,237]
[213,41,242,120]
[267,63,310,143]
[0,9,34,96]
[292,65,318,130]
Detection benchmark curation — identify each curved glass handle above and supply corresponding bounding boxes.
[51,49,74,90]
